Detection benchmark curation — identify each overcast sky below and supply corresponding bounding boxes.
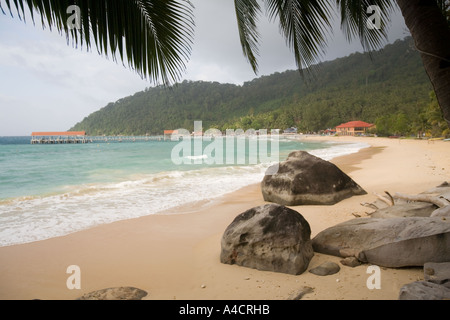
[0,0,409,136]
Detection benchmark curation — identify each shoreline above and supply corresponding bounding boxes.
[0,136,448,300]
[0,137,367,247]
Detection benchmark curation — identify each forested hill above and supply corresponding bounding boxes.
[70,36,433,135]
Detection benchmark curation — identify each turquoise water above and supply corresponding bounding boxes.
[0,136,329,200]
[1,138,181,200]
[0,135,368,246]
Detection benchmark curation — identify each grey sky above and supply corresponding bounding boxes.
[0,1,409,136]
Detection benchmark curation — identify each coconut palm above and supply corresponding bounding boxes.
[1,0,450,126]
[0,0,195,84]
[396,0,450,128]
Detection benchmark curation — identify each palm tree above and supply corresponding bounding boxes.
[0,0,195,84]
[396,0,450,128]
[1,0,450,127]
[238,0,450,128]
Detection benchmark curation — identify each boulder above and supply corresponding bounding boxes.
[309,261,340,276]
[340,257,361,268]
[312,217,450,267]
[77,287,148,300]
[424,262,450,284]
[220,204,314,275]
[261,151,366,206]
[398,281,450,300]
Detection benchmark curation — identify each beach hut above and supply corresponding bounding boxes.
[164,130,179,141]
[335,121,375,136]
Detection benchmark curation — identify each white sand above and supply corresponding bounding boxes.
[0,136,448,300]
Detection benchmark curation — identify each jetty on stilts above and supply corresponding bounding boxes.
[30,131,164,144]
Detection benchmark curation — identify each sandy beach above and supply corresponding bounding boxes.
[0,136,449,300]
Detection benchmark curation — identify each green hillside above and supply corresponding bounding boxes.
[70,37,440,136]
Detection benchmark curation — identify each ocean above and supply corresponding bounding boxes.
[0,135,369,247]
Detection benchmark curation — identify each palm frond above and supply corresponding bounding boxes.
[265,0,332,73]
[335,0,396,52]
[1,0,195,85]
[232,0,398,75]
[235,0,261,74]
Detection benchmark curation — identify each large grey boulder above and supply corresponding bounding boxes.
[312,217,450,267]
[399,261,450,300]
[220,204,314,275]
[424,262,450,284]
[261,151,366,206]
[398,281,450,300]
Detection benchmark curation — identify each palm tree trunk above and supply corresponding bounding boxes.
[396,0,450,128]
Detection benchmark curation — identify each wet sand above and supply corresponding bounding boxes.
[0,136,448,300]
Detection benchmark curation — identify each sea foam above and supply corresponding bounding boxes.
[0,140,369,247]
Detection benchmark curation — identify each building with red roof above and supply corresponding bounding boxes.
[30,131,87,144]
[335,121,375,136]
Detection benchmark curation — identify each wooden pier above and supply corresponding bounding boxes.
[30,131,164,144]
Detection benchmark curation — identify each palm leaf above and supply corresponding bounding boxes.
[235,0,333,75]
[265,0,332,74]
[234,0,397,75]
[0,0,195,85]
[234,0,262,73]
[335,0,395,51]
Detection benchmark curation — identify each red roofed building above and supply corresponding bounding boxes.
[164,129,179,141]
[335,121,375,136]
[30,131,87,144]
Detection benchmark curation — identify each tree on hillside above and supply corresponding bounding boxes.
[2,0,450,127]
[422,91,450,137]
[396,0,450,128]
